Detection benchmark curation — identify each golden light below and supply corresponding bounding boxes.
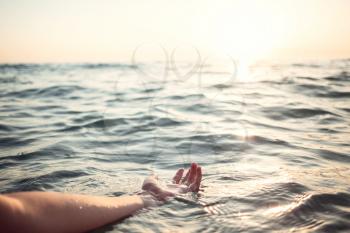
[194,1,289,81]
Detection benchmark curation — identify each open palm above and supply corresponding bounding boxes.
[142,163,202,202]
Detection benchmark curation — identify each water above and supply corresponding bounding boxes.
[0,59,350,232]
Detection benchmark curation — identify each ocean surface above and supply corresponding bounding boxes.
[0,59,350,232]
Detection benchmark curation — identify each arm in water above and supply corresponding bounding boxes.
[0,163,202,233]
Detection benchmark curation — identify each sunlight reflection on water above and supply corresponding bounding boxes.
[1,59,350,232]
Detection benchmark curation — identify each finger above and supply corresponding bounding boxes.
[181,164,192,184]
[194,166,202,191]
[189,166,202,192]
[182,163,197,184]
[172,168,184,184]
[182,169,190,184]
[187,163,198,185]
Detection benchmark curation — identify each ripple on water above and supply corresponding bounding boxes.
[274,192,350,232]
[1,62,350,232]
[261,106,338,120]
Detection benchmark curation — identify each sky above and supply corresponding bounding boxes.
[0,0,350,63]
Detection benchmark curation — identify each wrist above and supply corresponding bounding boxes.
[139,194,159,208]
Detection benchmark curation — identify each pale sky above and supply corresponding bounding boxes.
[0,0,350,63]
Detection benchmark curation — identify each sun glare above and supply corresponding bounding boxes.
[191,1,290,81]
[207,1,286,61]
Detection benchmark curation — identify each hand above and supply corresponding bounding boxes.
[141,163,202,204]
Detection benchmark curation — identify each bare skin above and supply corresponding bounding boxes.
[0,163,202,233]
[142,163,202,201]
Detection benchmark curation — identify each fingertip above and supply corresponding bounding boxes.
[188,165,198,184]
[190,163,197,174]
[176,168,184,174]
[173,168,184,184]
[177,168,184,178]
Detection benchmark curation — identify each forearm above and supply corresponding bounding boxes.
[0,192,145,233]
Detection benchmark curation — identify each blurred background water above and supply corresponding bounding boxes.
[0,59,350,232]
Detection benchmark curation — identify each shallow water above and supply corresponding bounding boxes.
[0,60,350,232]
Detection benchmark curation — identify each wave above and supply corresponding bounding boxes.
[261,106,337,120]
[325,71,350,82]
[276,192,350,231]
[0,63,138,71]
[313,148,350,163]
[2,85,86,98]
[4,170,89,193]
[1,60,350,232]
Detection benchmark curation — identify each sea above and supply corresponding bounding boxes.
[0,58,350,232]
